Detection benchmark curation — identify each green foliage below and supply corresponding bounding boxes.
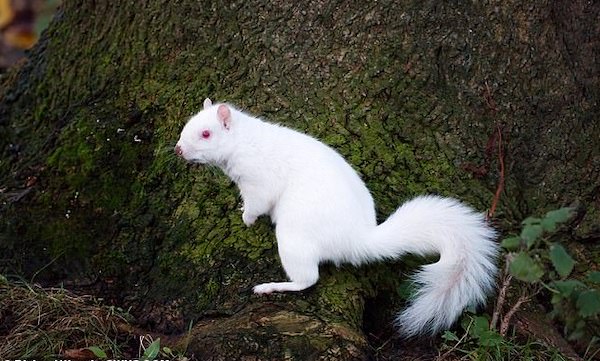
[549,244,575,278]
[576,290,600,318]
[588,272,600,284]
[466,315,504,347]
[509,252,544,283]
[86,337,183,361]
[441,314,566,360]
[86,346,108,358]
[142,338,161,359]
[551,280,585,298]
[543,208,575,231]
[442,314,507,356]
[500,206,600,341]
[138,337,184,360]
[500,236,521,250]
[521,223,543,249]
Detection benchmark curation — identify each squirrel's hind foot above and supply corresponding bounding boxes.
[253,281,314,294]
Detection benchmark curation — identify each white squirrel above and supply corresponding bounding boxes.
[175,98,498,336]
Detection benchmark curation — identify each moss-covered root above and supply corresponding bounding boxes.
[181,303,368,361]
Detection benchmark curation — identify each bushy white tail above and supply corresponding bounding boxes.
[369,195,498,336]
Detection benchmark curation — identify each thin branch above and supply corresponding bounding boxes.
[481,81,505,220]
[490,256,512,331]
[487,124,504,220]
[499,290,530,336]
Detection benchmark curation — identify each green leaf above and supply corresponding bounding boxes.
[86,346,107,359]
[162,346,174,356]
[587,271,600,284]
[521,224,543,248]
[469,316,490,338]
[576,290,600,317]
[544,207,574,225]
[549,244,575,278]
[501,236,521,250]
[142,338,161,359]
[441,330,460,342]
[509,252,544,283]
[552,280,585,297]
[540,207,574,232]
[478,330,504,347]
[551,293,563,305]
[522,216,542,226]
[540,218,558,232]
[465,316,503,346]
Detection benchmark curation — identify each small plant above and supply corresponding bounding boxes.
[139,336,185,360]
[141,337,161,359]
[87,346,108,359]
[88,336,182,360]
[500,207,600,340]
[439,313,568,361]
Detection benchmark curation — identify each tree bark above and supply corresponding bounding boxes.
[1,1,598,359]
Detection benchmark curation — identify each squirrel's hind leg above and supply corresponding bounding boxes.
[253,280,314,294]
[253,230,320,294]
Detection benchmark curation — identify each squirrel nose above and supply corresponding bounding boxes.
[175,145,183,157]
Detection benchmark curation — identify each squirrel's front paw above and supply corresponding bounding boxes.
[242,210,257,227]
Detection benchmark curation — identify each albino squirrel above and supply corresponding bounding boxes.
[175,99,498,336]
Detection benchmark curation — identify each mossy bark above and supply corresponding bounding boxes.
[0,1,598,359]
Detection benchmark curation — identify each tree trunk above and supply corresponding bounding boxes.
[1,1,598,359]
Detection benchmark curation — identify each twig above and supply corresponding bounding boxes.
[487,124,504,220]
[481,81,505,220]
[499,290,530,336]
[490,256,512,331]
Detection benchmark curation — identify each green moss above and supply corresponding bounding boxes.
[174,198,201,221]
[314,269,369,328]
[195,277,221,311]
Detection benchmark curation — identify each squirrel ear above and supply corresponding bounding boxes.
[203,98,213,109]
[217,104,231,130]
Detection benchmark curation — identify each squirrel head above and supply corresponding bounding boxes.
[175,98,233,164]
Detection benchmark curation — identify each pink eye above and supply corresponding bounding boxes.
[201,130,211,139]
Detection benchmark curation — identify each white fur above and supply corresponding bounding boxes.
[176,100,499,336]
